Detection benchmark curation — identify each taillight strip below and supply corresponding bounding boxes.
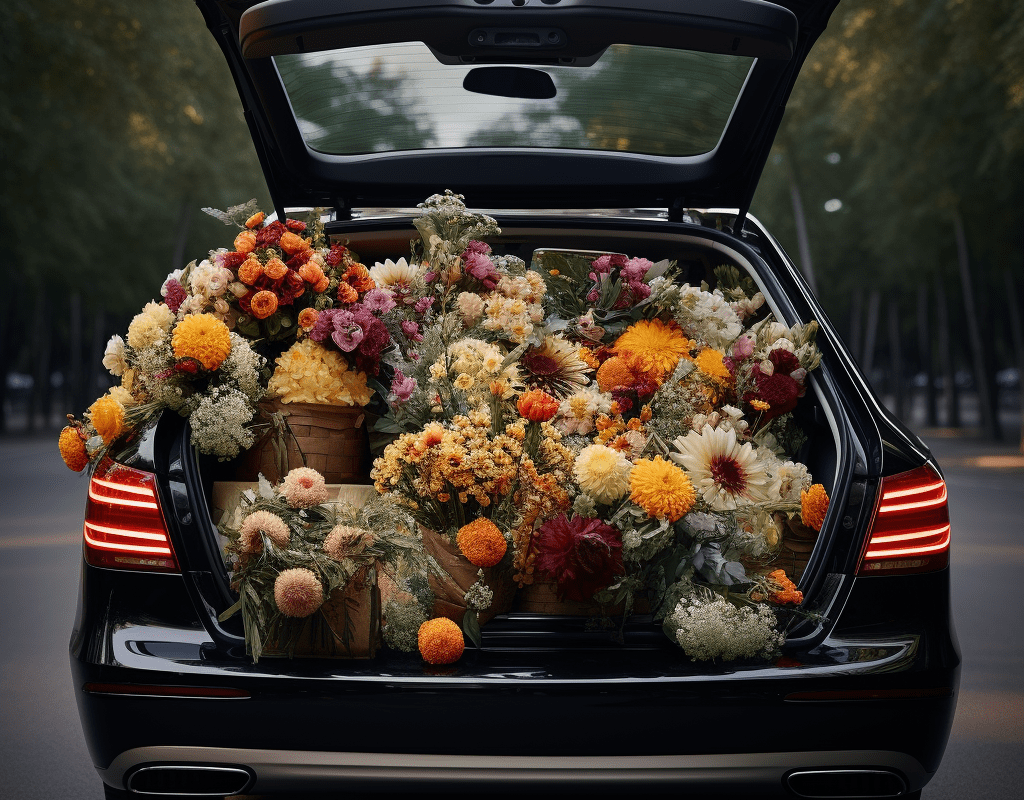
[84,521,170,542]
[91,477,156,497]
[878,486,947,513]
[83,525,174,555]
[88,485,160,510]
[868,524,952,545]
[865,529,951,559]
[880,480,945,500]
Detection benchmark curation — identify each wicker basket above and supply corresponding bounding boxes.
[237,399,371,484]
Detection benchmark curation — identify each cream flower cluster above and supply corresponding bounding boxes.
[268,338,371,406]
[442,338,522,404]
[553,386,613,436]
[126,301,175,350]
[666,594,783,661]
[480,272,546,343]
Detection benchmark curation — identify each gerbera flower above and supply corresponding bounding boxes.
[533,514,623,601]
[671,425,774,511]
[369,257,422,290]
[519,335,592,397]
[628,456,696,522]
[614,318,693,379]
[573,444,633,504]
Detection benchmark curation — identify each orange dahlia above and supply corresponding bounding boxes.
[801,484,829,531]
[171,314,232,370]
[58,426,88,472]
[249,290,279,320]
[87,394,125,444]
[629,456,696,522]
[418,617,465,665]
[517,388,559,422]
[456,518,507,568]
[234,229,257,254]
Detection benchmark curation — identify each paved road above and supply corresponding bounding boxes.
[0,430,1021,799]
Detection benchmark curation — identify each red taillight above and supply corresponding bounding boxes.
[858,464,950,576]
[83,457,179,572]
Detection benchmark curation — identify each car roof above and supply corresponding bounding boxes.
[194,0,840,221]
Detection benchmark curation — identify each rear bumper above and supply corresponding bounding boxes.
[98,746,930,796]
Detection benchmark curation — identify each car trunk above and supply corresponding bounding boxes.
[180,208,865,669]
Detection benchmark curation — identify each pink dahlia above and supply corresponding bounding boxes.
[280,467,329,508]
[533,514,623,601]
[273,568,324,618]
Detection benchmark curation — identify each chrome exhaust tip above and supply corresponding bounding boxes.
[125,765,252,796]
[786,768,910,798]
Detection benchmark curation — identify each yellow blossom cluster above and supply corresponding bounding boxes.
[267,339,371,406]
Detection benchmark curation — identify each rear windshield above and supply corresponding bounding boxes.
[275,42,754,157]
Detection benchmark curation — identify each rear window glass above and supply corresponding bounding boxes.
[275,42,754,157]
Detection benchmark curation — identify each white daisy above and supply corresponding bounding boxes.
[670,425,774,511]
[369,257,422,290]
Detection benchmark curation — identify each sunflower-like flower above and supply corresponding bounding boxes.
[417,617,465,664]
[629,456,696,522]
[801,484,829,531]
[279,467,329,508]
[614,318,693,380]
[520,335,592,397]
[87,393,125,444]
[273,568,324,618]
[456,517,507,567]
[171,313,232,370]
[573,444,633,505]
[671,425,775,511]
[238,510,290,552]
[58,426,88,472]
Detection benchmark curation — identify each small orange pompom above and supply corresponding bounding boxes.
[801,484,829,532]
[237,257,263,285]
[249,290,279,320]
[264,257,288,281]
[234,229,258,254]
[595,355,637,393]
[58,426,88,472]
[517,388,559,422]
[418,617,465,665]
[456,518,507,568]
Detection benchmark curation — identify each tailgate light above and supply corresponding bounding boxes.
[858,464,950,576]
[83,457,179,572]
[83,682,249,699]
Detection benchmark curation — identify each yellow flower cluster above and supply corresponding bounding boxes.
[267,339,371,406]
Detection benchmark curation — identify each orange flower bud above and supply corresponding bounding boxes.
[278,231,310,255]
[58,426,88,472]
[249,290,279,320]
[337,282,358,305]
[456,518,507,568]
[517,388,559,423]
[264,257,288,281]
[237,257,263,285]
[244,211,266,229]
[298,262,325,285]
[313,275,331,294]
[297,308,319,329]
[234,229,257,254]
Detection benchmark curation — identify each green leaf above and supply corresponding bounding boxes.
[462,611,482,649]
[218,598,242,622]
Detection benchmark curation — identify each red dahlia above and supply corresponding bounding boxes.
[533,514,623,601]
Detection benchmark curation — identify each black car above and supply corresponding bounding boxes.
[71,1,958,798]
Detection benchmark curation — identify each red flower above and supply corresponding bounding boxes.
[534,514,623,601]
[255,220,286,247]
[285,218,307,233]
[325,243,350,267]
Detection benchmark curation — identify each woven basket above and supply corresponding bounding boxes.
[514,578,620,616]
[237,399,370,484]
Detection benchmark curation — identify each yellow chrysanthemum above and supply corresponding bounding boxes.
[58,426,88,472]
[629,455,696,522]
[694,348,733,385]
[418,617,465,665]
[126,301,175,350]
[801,484,829,531]
[87,394,125,444]
[171,314,232,370]
[614,319,692,379]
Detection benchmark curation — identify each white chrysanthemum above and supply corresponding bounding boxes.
[674,285,743,351]
[126,301,175,350]
[457,291,484,326]
[667,594,783,662]
[574,444,633,505]
[776,459,811,503]
[671,425,774,511]
[369,257,422,289]
[102,334,127,376]
[554,386,612,436]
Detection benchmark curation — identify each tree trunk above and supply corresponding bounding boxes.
[70,291,84,421]
[917,284,938,427]
[784,151,820,296]
[953,210,999,439]
[29,292,52,432]
[888,297,905,420]
[1005,271,1024,453]
[935,278,960,428]
[863,289,881,378]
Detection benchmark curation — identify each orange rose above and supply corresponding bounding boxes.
[297,308,319,329]
[342,263,375,293]
[298,262,325,285]
[337,282,358,304]
[237,257,263,285]
[250,290,279,319]
[313,275,331,293]
[234,229,257,254]
[244,211,266,229]
[279,231,310,255]
[264,257,288,281]
[517,389,559,422]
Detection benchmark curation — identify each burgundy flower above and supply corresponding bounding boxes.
[213,250,247,271]
[284,218,307,233]
[534,514,623,601]
[255,220,286,247]
[325,243,349,267]
[163,279,187,314]
[401,319,423,343]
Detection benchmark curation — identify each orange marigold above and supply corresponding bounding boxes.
[171,313,232,370]
[596,355,637,392]
[629,455,696,522]
[517,388,559,422]
[456,517,507,568]
[234,229,257,254]
[249,290,279,320]
[264,257,288,281]
[615,319,692,379]
[577,347,600,370]
[694,348,733,385]
[801,484,829,531]
[297,308,319,329]
[237,257,263,285]
[418,617,465,665]
[88,394,125,444]
[58,426,88,472]
[767,569,804,605]
[244,211,265,229]
[279,231,309,255]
